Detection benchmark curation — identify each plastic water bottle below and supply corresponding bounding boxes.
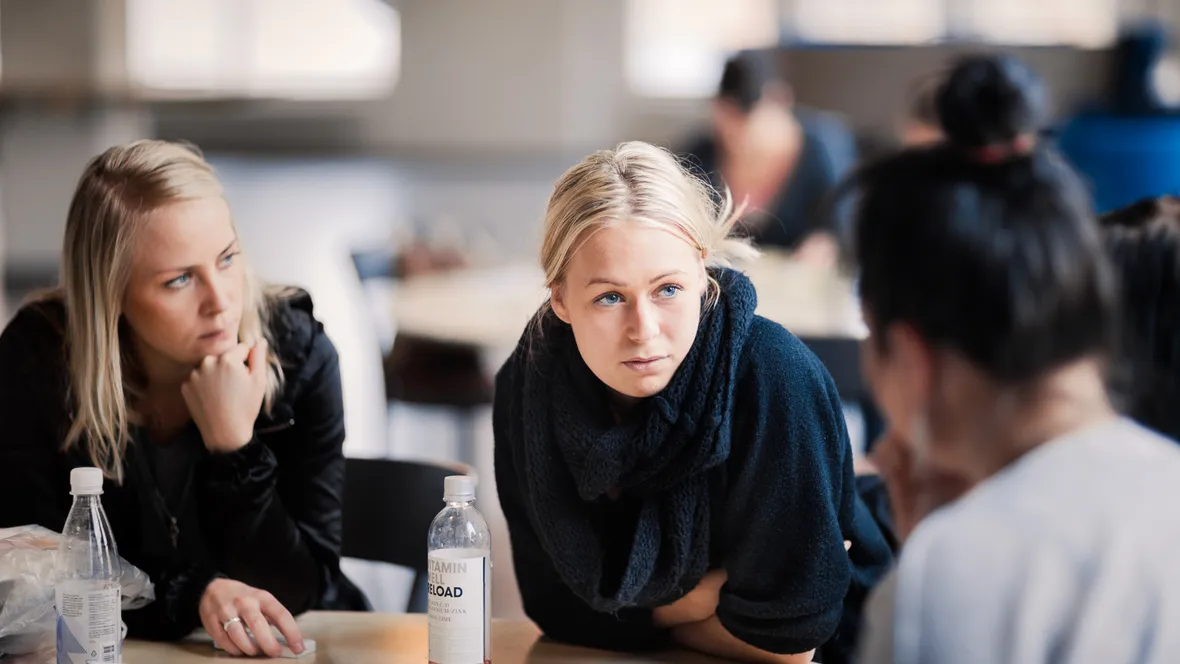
[55,468,121,664]
[427,475,491,664]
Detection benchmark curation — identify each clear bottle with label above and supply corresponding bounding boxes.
[55,467,122,664]
[427,475,491,664]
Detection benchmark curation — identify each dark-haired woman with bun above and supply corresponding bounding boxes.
[850,54,1180,663]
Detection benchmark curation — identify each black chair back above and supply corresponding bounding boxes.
[797,336,867,402]
[797,336,885,451]
[341,457,475,612]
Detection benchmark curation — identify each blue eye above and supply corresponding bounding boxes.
[164,273,190,289]
[220,252,239,268]
[595,292,623,306]
[657,284,682,298]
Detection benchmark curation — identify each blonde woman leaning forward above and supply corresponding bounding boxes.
[0,140,367,658]
[493,141,893,664]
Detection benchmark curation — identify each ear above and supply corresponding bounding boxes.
[550,285,571,324]
[888,322,935,409]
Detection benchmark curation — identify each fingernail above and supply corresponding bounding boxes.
[292,641,304,654]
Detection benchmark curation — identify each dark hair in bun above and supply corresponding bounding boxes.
[842,53,1115,384]
[936,54,1047,148]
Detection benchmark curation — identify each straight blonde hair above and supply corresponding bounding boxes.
[38,139,282,482]
[539,141,758,314]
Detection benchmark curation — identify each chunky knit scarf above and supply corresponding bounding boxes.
[507,268,758,611]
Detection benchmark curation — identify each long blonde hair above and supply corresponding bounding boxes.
[539,140,758,314]
[40,139,282,482]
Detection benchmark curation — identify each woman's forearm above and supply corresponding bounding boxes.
[671,615,815,664]
[203,440,325,612]
[652,569,727,628]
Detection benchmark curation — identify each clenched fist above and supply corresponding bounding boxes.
[182,340,268,453]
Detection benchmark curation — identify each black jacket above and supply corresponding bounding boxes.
[0,291,367,640]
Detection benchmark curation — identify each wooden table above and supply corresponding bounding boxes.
[391,252,866,357]
[122,611,740,663]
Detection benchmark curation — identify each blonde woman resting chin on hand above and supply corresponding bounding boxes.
[0,140,368,658]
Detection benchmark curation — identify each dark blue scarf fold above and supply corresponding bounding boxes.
[511,268,758,612]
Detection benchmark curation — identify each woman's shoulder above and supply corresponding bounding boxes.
[0,299,72,432]
[725,317,848,480]
[796,107,855,144]
[738,316,835,392]
[265,287,338,385]
[729,316,845,448]
[0,298,68,370]
[795,107,858,177]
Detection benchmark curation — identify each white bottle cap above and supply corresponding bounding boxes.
[70,467,105,496]
[443,475,475,501]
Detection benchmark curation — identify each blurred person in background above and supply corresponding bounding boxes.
[899,71,944,148]
[682,50,857,267]
[0,192,7,322]
[0,230,6,322]
[850,54,1180,663]
[0,140,367,658]
[1100,195,1180,442]
[495,140,893,664]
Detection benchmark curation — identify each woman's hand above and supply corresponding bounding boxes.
[871,430,973,543]
[199,578,304,658]
[182,340,268,454]
[653,569,727,628]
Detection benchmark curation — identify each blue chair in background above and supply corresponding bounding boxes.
[1057,21,1180,213]
[1059,112,1180,214]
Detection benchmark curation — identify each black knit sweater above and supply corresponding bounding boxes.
[493,269,893,662]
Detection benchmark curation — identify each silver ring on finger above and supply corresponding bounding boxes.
[223,616,244,632]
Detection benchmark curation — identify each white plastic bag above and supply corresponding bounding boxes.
[0,525,155,657]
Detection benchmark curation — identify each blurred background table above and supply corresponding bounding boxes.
[390,250,866,361]
[386,250,873,465]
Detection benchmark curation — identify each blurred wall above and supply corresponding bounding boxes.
[0,0,1124,269]
[152,1,1115,154]
[152,0,641,156]
[0,0,148,273]
[783,46,1114,137]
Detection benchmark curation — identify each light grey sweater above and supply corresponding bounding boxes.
[860,418,1180,664]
